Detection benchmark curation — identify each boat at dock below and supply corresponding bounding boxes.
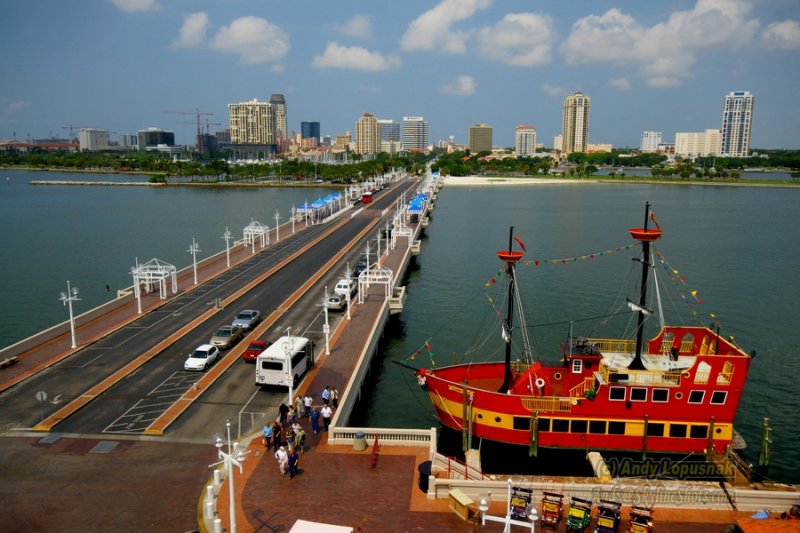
[399,202,753,457]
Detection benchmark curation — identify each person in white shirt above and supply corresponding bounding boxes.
[274,446,288,475]
[320,405,333,431]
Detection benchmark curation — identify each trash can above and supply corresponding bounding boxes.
[417,460,432,493]
[353,431,367,451]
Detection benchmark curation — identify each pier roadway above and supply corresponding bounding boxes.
[0,177,416,440]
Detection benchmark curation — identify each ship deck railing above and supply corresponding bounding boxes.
[599,365,682,387]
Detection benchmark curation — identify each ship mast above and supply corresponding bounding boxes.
[498,227,524,393]
[628,202,661,370]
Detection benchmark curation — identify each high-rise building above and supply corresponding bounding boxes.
[137,128,175,151]
[721,90,754,157]
[377,119,400,143]
[300,121,321,142]
[553,134,563,152]
[270,94,287,146]
[119,134,138,149]
[78,128,109,151]
[228,99,276,146]
[402,116,429,151]
[561,92,590,154]
[468,123,493,153]
[674,129,721,158]
[335,131,351,148]
[515,125,536,157]
[640,131,662,153]
[355,113,380,154]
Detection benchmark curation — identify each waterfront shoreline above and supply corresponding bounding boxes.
[444,175,800,188]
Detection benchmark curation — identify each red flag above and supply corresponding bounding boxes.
[514,236,527,253]
[650,211,661,231]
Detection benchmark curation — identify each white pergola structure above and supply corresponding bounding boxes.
[243,220,270,252]
[131,258,178,313]
[358,265,393,305]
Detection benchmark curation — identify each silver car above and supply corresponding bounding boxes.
[210,325,243,349]
[325,294,346,311]
[232,309,261,330]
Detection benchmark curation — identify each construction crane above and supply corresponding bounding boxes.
[60,125,92,140]
[164,108,213,151]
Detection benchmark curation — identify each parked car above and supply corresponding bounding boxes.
[334,277,357,298]
[325,294,346,311]
[232,309,261,331]
[242,339,271,363]
[184,344,220,371]
[210,325,243,349]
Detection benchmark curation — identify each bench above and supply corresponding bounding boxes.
[448,488,474,521]
[0,356,19,369]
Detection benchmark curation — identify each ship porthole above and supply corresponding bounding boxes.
[477,414,483,419]
[715,428,722,434]
[553,372,562,381]
[494,416,501,423]
[675,392,684,400]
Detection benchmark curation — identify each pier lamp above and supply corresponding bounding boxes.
[188,237,201,285]
[222,227,232,268]
[291,205,296,234]
[59,281,80,349]
[345,262,351,321]
[323,286,331,356]
[210,420,247,533]
[274,210,281,242]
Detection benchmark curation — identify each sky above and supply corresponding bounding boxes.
[1,0,799,149]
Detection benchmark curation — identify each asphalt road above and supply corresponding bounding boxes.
[0,177,418,443]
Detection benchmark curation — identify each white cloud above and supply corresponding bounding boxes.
[334,14,373,40]
[441,75,476,96]
[312,42,401,72]
[6,101,31,113]
[211,17,290,65]
[561,0,760,87]
[475,13,555,67]
[542,84,564,96]
[761,20,800,50]
[608,78,631,90]
[172,12,210,49]
[109,0,161,13]
[400,0,492,54]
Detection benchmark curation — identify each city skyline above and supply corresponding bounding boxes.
[1,1,799,149]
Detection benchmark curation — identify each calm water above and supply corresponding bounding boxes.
[0,169,330,347]
[357,182,800,484]
[3,171,799,484]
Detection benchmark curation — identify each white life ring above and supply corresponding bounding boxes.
[535,378,545,389]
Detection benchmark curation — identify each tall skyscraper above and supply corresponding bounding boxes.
[515,125,536,157]
[228,99,276,145]
[355,113,380,154]
[402,116,429,151]
[640,131,662,152]
[270,94,287,146]
[721,90,754,157]
[561,92,590,154]
[377,119,400,142]
[468,123,493,153]
[300,121,321,141]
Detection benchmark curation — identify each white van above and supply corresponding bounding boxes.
[333,277,357,297]
[255,335,314,388]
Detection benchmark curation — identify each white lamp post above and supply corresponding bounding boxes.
[291,205,296,233]
[274,210,281,242]
[345,262,351,321]
[59,281,80,349]
[222,227,232,268]
[188,237,201,285]
[323,286,330,356]
[211,420,246,533]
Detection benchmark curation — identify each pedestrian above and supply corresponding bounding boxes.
[331,387,339,409]
[310,406,320,435]
[287,449,299,479]
[294,395,303,420]
[288,404,296,425]
[262,422,273,449]
[303,394,313,418]
[279,403,289,425]
[272,420,282,450]
[321,404,332,432]
[275,446,288,476]
[295,426,306,453]
[321,386,331,406]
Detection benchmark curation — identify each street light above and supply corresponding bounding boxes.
[222,227,232,268]
[274,210,281,242]
[345,262,351,321]
[323,286,330,356]
[291,205,296,234]
[59,281,80,349]
[211,420,247,533]
[188,237,201,285]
